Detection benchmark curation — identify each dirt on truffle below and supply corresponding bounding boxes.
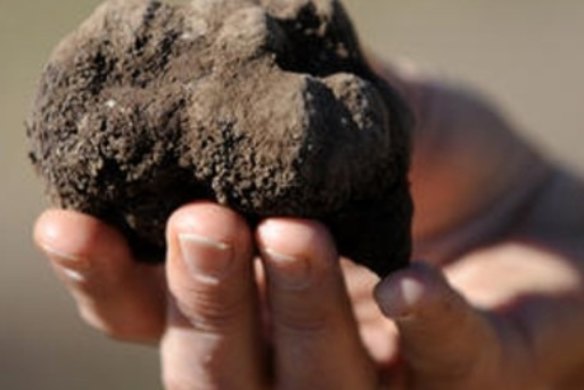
[27,0,413,277]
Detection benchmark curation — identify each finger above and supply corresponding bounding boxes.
[256,219,377,390]
[162,203,264,390]
[33,209,166,342]
[374,262,499,386]
[341,259,401,365]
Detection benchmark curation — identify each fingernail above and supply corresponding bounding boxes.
[376,274,426,319]
[178,233,233,283]
[262,248,310,290]
[41,244,91,282]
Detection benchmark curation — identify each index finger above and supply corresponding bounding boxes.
[34,209,166,342]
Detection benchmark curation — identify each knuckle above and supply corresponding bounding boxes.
[172,284,250,334]
[77,305,144,342]
[161,336,234,390]
[272,305,329,335]
[78,305,119,337]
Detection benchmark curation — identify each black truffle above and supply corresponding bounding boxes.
[27,0,413,277]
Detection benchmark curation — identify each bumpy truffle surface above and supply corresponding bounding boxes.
[27,0,413,276]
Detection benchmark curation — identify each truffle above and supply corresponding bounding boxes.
[27,0,413,277]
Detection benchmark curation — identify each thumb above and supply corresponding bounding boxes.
[374,262,499,385]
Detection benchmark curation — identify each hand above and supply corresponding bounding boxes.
[34,202,584,389]
[33,63,584,388]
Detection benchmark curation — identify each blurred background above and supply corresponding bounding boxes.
[1,0,583,388]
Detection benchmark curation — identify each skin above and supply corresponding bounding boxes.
[33,61,584,389]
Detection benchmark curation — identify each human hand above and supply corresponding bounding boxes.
[28,204,526,390]
[34,201,584,389]
[35,204,380,389]
[33,62,584,388]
